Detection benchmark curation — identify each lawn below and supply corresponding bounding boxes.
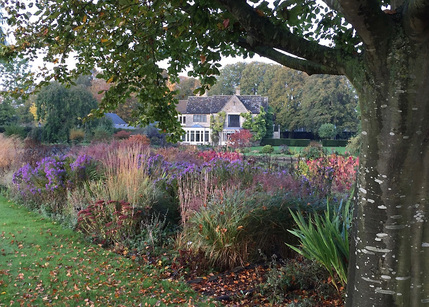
[0,195,214,306]
[246,146,348,156]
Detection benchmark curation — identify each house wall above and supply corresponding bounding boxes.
[220,96,249,129]
[190,115,210,128]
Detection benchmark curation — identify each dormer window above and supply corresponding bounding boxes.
[228,115,240,127]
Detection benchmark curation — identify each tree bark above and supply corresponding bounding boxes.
[346,30,429,306]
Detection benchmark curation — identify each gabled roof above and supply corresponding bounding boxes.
[105,113,127,125]
[237,95,269,113]
[180,95,268,114]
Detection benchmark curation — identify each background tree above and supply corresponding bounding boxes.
[89,76,139,123]
[300,75,359,133]
[208,62,246,95]
[169,76,201,99]
[240,62,272,95]
[0,11,32,126]
[15,97,36,125]
[211,62,358,136]
[2,1,429,305]
[268,67,308,132]
[35,83,98,143]
[0,99,17,126]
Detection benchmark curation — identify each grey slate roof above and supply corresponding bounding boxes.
[238,95,269,113]
[105,113,127,125]
[181,95,268,114]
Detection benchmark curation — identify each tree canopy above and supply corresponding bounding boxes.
[1,1,429,306]
[208,62,246,95]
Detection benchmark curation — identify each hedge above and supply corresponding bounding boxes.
[260,138,349,147]
[321,139,348,147]
[260,138,311,147]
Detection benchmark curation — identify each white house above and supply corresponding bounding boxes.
[177,94,269,145]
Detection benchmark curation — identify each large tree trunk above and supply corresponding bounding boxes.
[346,34,429,306]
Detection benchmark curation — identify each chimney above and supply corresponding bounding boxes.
[235,86,240,95]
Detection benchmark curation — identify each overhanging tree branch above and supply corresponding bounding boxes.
[215,0,346,72]
[337,0,393,48]
[237,39,342,75]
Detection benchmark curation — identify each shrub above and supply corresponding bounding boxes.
[296,154,358,197]
[91,126,113,142]
[242,193,311,259]
[18,139,50,168]
[11,154,99,212]
[144,125,165,146]
[123,134,150,146]
[4,125,29,139]
[69,128,85,144]
[279,144,290,154]
[113,130,131,140]
[227,129,253,149]
[12,156,70,211]
[126,212,171,254]
[181,189,253,270]
[180,187,319,270]
[287,197,353,291]
[301,142,325,159]
[260,144,274,154]
[318,123,337,140]
[77,200,144,246]
[27,127,43,142]
[240,147,250,153]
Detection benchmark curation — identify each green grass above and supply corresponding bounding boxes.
[0,196,215,306]
[246,146,347,156]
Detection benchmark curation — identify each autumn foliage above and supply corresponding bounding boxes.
[227,129,253,148]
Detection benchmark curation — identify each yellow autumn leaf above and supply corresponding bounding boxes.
[83,15,87,23]
[101,38,109,43]
[73,25,83,31]
[107,76,114,83]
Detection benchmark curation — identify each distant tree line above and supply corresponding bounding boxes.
[167,62,359,138]
[1,61,359,142]
[210,62,360,137]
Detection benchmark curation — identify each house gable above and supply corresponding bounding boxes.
[221,96,249,114]
[181,95,267,115]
